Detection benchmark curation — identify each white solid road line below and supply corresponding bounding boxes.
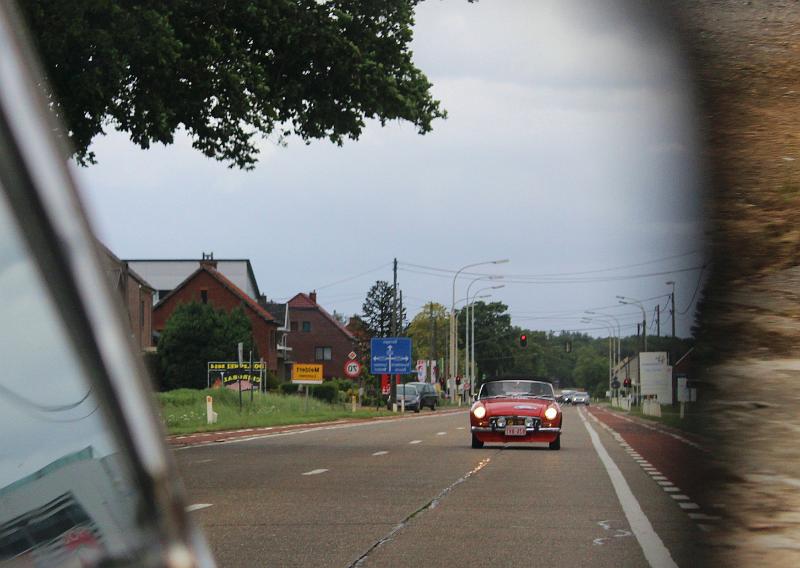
[302,469,329,476]
[409,440,422,444]
[372,451,389,456]
[579,408,678,568]
[186,504,213,512]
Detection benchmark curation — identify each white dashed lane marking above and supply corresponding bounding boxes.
[372,451,389,456]
[302,469,329,476]
[436,432,447,436]
[186,504,213,512]
[409,440,422,444]
[679,502,700,510]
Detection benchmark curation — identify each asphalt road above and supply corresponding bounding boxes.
[174,407,709,567]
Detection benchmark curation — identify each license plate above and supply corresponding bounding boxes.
[504,425,526,436]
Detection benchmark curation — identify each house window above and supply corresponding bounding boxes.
[302,321,311,332]
[315,347,332,361]
[200,289,208,304]
[290,321,298,332]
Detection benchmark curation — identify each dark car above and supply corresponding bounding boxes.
[405,382,438,410]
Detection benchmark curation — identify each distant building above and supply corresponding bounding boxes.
[126,253,260,303]
[152,260,280,372]
[98,243,154,350]
[287,292,355,379]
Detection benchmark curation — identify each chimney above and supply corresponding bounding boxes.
[199,254,217,270]
[309,290,317,303]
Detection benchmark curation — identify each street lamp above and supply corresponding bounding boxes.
[582,316,615,390]
[617,295,647,351]
[586,310,621,364]
[468,284,504,398]
[450,259,509,399]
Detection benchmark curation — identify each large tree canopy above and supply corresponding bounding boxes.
[21,0,446,168]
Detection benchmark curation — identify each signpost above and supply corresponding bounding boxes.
[207,362,264,389]
[292,363,323,414]
[344,360,362,378]
[370,338,413,374]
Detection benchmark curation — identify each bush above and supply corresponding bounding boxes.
[265,371,281,391]
[279,383,300,395]
[311,383,338,403]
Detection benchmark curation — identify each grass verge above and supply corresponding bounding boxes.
[157,388,457,435]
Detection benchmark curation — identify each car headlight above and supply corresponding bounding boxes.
[544,407,558,421]
[496,416,507,428]
[473,405,486,419]
[524,417,534,428]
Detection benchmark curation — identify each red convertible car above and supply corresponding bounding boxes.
[470,379,562,450]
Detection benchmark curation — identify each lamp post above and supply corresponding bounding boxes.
[450,259,509,399]
[468,284,504,398]
[617,295,647,351]
[586,310,621,364]
[582,317,614,390]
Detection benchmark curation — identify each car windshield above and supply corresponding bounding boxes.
[479,381,554,399]
[397,385,418,396]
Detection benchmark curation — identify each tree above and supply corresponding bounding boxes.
[466,301,513,381]
[406,302,448,361]
[158,302,255,390]
[20,1,446,169]
[361,280,404,338]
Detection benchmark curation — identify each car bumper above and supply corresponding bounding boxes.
[471,425,561,443]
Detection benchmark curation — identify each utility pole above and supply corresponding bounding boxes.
[390,258,397,409]
[656,305,661,337]
[429,303,435,383]
[398,289,404,334]
[667,281,676,338]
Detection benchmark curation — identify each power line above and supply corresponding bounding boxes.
[313,262,392,291]
[678,263,708,315]
[400,249,703,279]
[398,264,706,285]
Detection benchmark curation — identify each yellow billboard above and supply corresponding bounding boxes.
[291,363,324,384]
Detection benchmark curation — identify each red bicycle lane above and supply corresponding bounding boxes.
[585,405,722,523]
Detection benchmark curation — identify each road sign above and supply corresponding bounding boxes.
[347,351,357,360]
[291,363,324,384]
[370,337,413,374]
[611,379,621,389]
[344,360,362,378]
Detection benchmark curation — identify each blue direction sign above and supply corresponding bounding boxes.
[370,337,413,374]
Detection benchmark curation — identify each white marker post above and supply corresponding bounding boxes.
[206,396,218,424]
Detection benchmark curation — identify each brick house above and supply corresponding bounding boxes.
[98,243,154,351]
[287,292,355,379]
[152,260,280,372]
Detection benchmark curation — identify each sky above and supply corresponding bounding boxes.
[73,0,707,339]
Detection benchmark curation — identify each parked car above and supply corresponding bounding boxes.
[387,384,425,412]
[404,382,438,410]
[469,380,562,450]
[571,392,590,405]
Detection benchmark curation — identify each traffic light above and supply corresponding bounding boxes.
[519,334,527,347]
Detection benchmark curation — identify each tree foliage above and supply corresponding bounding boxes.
[407,302,448,361]
[361,280,405,338]
[20,0,446,168]
[158,302,255,390]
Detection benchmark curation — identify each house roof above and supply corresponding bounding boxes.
[155,264,276,323]
[288,293,355,340]
[262,302,288,328]
[97,242,154,291]
[124,258,261,298]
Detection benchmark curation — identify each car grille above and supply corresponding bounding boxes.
[490,416,540,428]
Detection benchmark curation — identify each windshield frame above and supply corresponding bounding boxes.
[477,380,555,400]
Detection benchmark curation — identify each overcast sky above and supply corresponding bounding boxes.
[73,0,706,339]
